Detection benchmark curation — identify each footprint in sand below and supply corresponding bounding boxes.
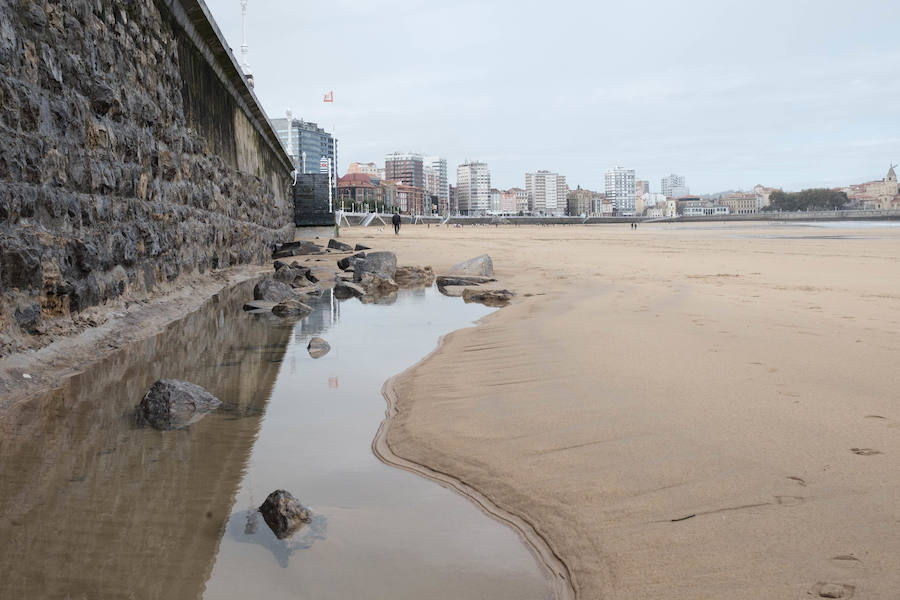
[810,581,855,598]
[831,555,861,564]
[850,448,882,456]
[774,495,803,506]
[786,476,807,487]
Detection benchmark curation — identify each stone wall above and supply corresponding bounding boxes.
[0,0,294,355]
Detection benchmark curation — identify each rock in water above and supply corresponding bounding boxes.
[394,266,435,287]
[272,299,312,317]
[462,288,514,307]
[449,254,493,276]
[307,337,330,358]
[350,251,397,281]
[327,239,353,251]
[358,272,399,296]
[254,278,298,302]
[258,490,311,539]
[138,379,222,430]
[334,281,365,299]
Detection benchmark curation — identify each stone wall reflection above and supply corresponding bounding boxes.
[0,281,337,599]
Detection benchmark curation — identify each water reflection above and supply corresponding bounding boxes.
[0,280,295,599]
[0,281,553,600]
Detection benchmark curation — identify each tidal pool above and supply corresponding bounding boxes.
[0,281,554,599]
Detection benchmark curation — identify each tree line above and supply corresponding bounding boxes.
[763,188,849,211]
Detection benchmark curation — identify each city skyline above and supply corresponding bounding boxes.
[205,0,899,194]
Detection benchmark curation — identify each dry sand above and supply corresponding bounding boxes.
[345,222,900,599]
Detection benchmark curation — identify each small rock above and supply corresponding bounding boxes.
[334,281,365,299]
[305,271,319,283]
[436,275,496,287]
[138,379,222,430]
[354,243,371,251]
[462,288,514,307]
[273,260,290,271]
[22,373,32,379]
[254,278,298,302]
[258,490,311,540]
[307,337,331,358]
[449,254,493,276]
[327,239,353,251]
[338,252,365,271]
[272,299,313,317]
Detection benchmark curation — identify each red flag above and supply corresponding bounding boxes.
[323,91,334,103]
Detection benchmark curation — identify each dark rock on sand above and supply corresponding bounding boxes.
[273,241,322,259]
[337,252,366,271]
[449,254,493,276]
[272,299,313,318]
[138,379,222,430]
[436,275,496,287]
[354,243,371,251]
[254,279,298,302]
[394,266,435,287]
[462,288,514,307]
[307,337,331,358]
[273,260,290,271]
[327,239,353,252]
[258,490,311,540]
[334,281,365,299]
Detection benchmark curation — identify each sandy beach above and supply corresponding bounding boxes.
[347,222,900,599]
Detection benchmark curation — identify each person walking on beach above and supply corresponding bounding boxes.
[392,212,401,235]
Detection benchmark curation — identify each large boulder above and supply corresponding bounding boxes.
[254,278,298,302]
[258,490,311,540]
[350,251,397,282]
[449,254,493,276]
[307,337,331,358]
[327,239,353,251]
[138,379,222,430]
[394,266,435,287]
[272,299,313,317]
[462,288,514,307]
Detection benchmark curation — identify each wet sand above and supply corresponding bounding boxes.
[348,222,900,599]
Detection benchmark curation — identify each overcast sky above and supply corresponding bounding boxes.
[205,0,899,193]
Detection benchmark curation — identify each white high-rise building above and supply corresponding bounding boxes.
[525,170,567,215]
[424,156,449,208]
[660,174,688,198]
[456,161,491,215]
[605,167,636,214]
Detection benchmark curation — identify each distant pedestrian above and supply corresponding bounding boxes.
[392,212,401,235]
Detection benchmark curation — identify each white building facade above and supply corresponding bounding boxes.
[424,156,449,207]
[456,161,491,215]
[526,170,567,215]
[605,166,636,214]
[660,174,687,198]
